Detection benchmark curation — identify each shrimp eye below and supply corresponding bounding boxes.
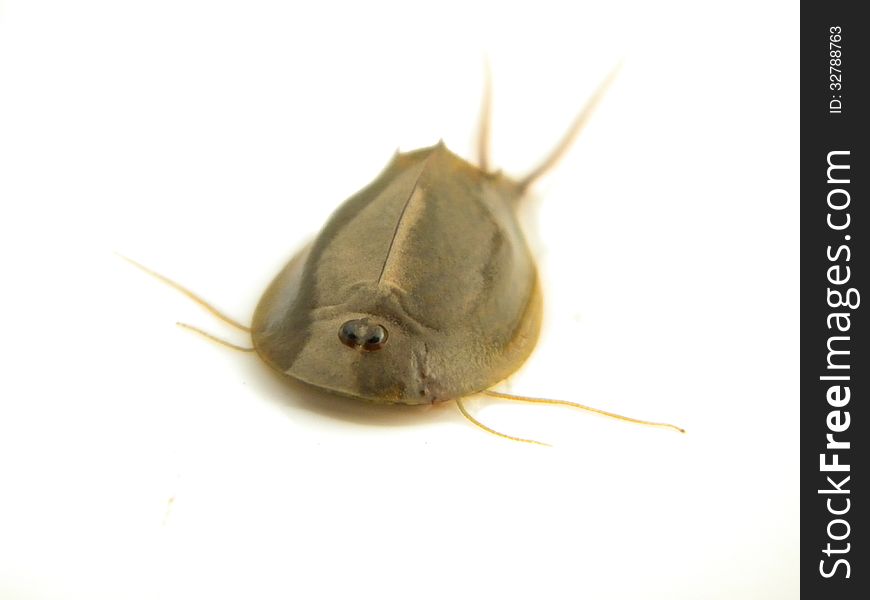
[338,319,388,351]
[362,325,388,351]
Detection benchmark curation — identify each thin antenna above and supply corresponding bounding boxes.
[483,389,686,434]
[118,253,251,332]
[455,397,549,446]
[176,322,255,352]
[476,58,493,172]
[517,62,622,192]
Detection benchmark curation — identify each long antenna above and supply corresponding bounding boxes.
[476,59,493,172]
[455,397,549,446]
[118,253,251,332]
[175,322,255,352]
[517,63,622,192]
[483,389,685,433]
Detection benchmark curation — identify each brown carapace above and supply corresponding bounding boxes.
[124,66,684,445]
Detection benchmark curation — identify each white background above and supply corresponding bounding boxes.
[0,1,798,598]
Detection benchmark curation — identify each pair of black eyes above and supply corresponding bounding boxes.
[338,319,388,351]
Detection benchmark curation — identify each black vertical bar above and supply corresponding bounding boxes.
[801,3,867,598]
